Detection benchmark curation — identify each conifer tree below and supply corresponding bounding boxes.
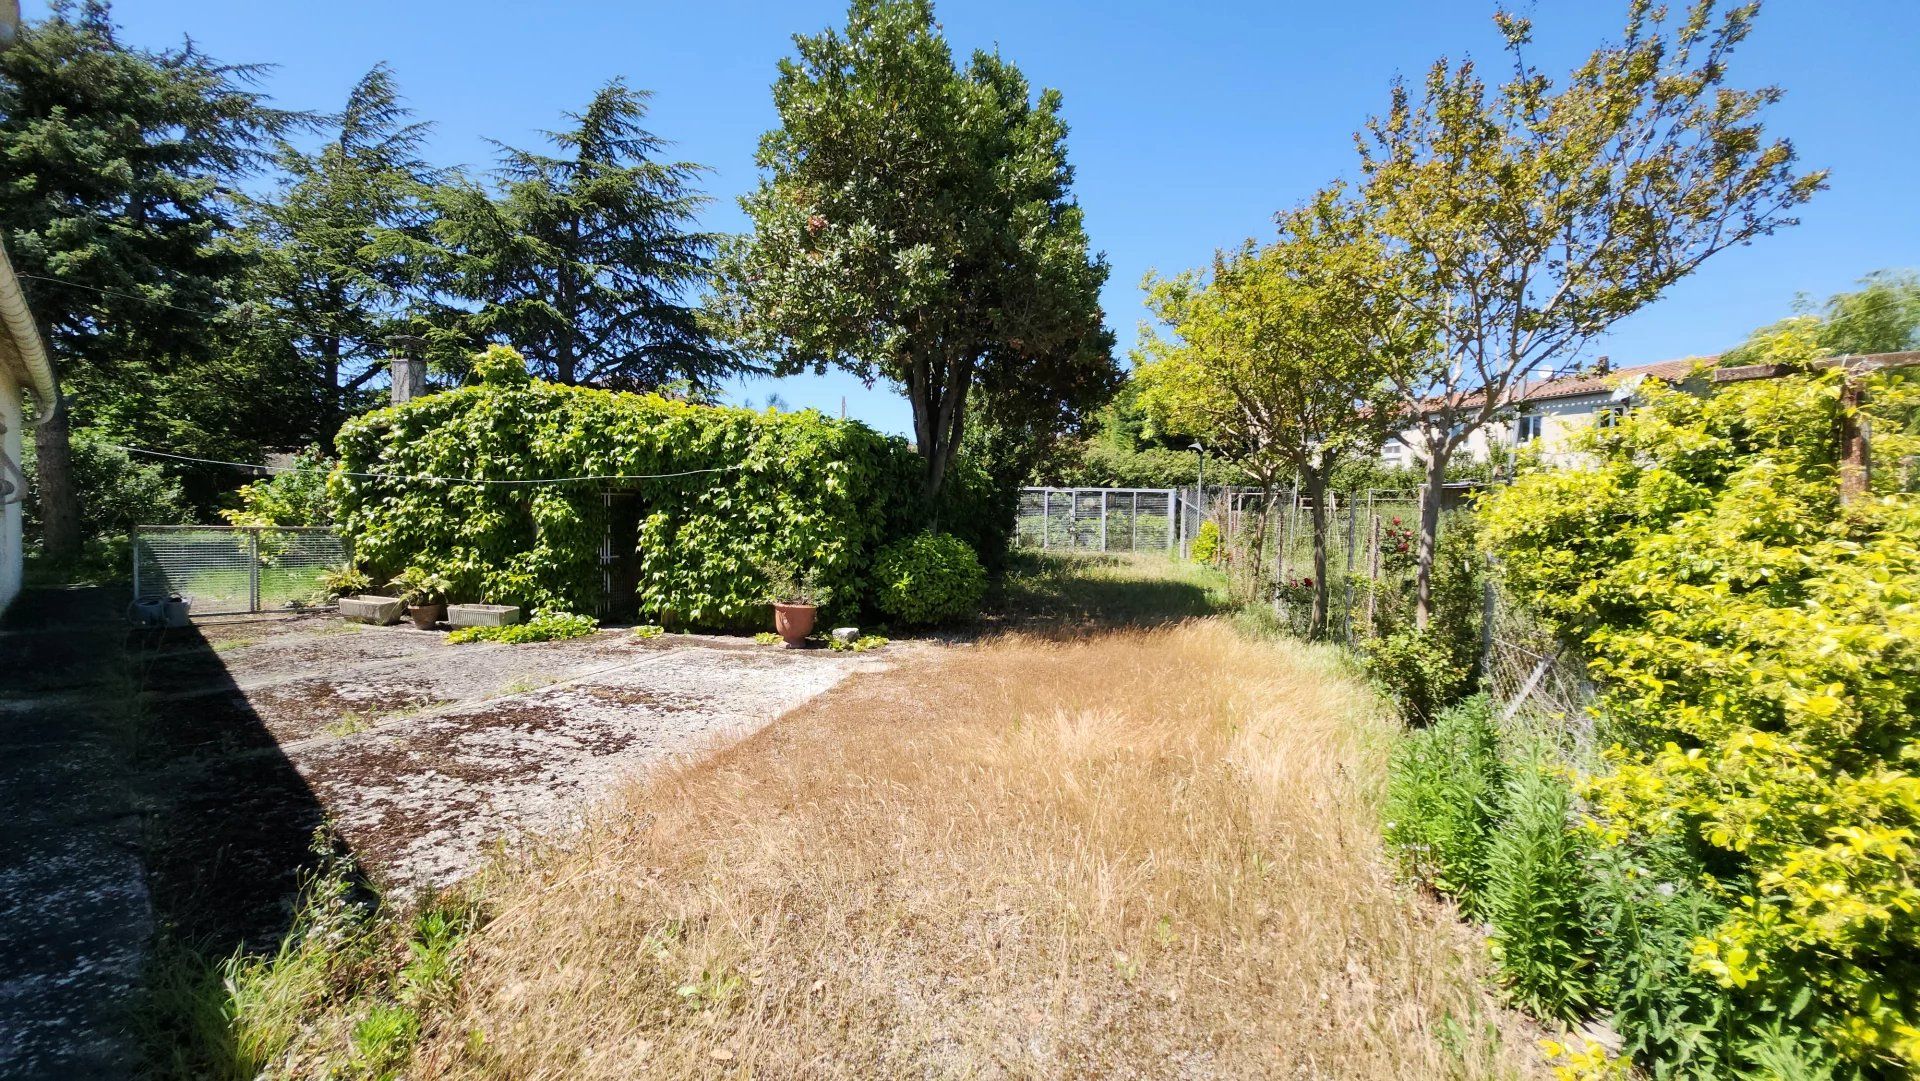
[0,0,294,548]
[427,80,728,389]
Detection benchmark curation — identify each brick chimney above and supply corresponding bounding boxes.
[387,335,427,404]
[1593,355,1611,375]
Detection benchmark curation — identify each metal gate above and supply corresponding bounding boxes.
[1015,487,1177,553]
[133,525,345,616]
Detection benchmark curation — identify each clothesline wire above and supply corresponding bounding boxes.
[108,443,743,485]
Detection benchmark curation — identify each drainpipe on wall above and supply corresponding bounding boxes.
[0,3,52,421]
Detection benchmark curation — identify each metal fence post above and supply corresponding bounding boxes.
[1365,513,1381,635]
[1481,565,1498,678]
[1130,491,1139,551]
[247,528,262,614]
[131,528,142,602]
[1041,488,1051,550]
[1099,491,1109,551]
[1341,501,1359,644]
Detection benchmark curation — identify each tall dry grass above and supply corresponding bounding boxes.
[415,622,1542,1079]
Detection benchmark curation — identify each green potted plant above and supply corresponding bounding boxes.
[387,566,453,629]
[316,562,373,605]
[757,558,831,647]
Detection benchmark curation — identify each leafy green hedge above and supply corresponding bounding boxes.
[330,369,926,629]
[1416,369,1920,1078]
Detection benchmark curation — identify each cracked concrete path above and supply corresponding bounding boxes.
[0,589,150,1080]
[143,616,903,934]
[3,600,913,1077]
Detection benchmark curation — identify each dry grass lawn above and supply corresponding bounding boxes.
[405,612,1542,1079]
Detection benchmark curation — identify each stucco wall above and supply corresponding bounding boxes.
[1,361,23,614]
[1524,394,1617,468]
[1380,392,1619,470]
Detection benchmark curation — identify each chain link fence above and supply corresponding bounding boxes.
[133,525,345,617]
[1484,576,1598,746]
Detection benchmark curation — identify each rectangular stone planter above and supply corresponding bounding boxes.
[448,604,521,629]
[339,594,404,625]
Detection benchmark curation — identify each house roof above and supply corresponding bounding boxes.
[1436,356,1709,415]
[0,237,57,418]
[1516,357,1706,405]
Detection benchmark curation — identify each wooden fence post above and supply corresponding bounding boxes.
[1840,379,1869,502]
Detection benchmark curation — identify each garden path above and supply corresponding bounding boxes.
[1,603,900,1078]
[145,616,897,931]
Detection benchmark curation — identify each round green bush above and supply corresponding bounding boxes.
[872,532,985,625]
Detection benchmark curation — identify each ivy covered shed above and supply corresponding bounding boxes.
[330,356,930,629]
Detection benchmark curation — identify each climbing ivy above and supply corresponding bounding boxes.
[330,368,923,629]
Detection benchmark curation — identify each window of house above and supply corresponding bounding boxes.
[1516,414,1544,444]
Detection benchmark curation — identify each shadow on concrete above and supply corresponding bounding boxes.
[0,587,351,1079]
[1,587,149,1079]
[131,618,350,953]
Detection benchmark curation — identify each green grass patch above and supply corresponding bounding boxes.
[990,550,1231,628]
[138,839,479,1080]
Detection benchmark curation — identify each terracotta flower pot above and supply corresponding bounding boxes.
[772,602,817,647]
[409,602,446,629]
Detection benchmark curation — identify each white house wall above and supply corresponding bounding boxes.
[1382,392,1619,470]
[1,361,22,613]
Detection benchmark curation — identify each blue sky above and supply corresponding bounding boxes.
[35,0,1919,436]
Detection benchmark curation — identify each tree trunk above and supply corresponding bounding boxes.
[1305,467,1330,639]
[1414,442,1450,630]
[912,349,972,506]
[33,389,84,562]
[1244,485,1274,606]
[555,324,576,386]
[323,335,342,441]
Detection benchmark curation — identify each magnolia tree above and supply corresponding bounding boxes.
[1360,0,1826,626]
[1136,190,1425,636]
[714,0,1115,503]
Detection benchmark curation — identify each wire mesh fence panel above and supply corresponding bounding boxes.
[1486,578,1597,750]
[1015,489,1048,547]
[1015,488,1177,553]
[257,528,347,609]
[133,525,345,616]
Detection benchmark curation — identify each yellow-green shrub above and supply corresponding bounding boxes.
[1191,519,1220,562]
[1480,369,1920,1076]
[871,532,986,625]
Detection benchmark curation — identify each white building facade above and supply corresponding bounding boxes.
[0,239,57,615]
[1380,358,1704,471]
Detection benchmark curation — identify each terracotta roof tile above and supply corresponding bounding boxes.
[1440,357,1711,412]
[1518,357,1707,403]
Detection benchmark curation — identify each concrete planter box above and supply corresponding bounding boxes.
[448,604,521,629]
[339,595,404,625]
